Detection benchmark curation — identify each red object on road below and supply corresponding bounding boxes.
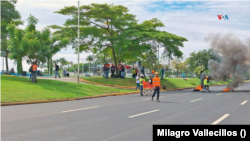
[143,82,154,89]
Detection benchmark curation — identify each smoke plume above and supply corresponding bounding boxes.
[205,33,250,89]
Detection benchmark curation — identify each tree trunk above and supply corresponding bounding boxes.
[111,47,118,74]
[89,62,90,73]
[5,56,8,71]
[17,59,23,74]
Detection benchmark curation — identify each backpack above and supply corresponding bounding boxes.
[29,66,33,72]
[56,65,59,70]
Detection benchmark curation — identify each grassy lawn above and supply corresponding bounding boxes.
[84,77,199,89]
[84,77,233,89]
[1,76,133,103]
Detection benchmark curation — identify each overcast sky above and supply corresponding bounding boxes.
[2,0,250,72]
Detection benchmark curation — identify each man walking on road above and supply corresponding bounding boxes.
[152,72,161,102]
[55,63,60,79]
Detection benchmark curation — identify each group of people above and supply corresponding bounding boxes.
[63,69,70,77]
[135,72,162,102]
[103,64,126,79]
[29,62,61,82]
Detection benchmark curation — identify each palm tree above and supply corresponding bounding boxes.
[86,55,93,73]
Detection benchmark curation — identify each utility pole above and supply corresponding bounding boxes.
[77,1,80,83]
[2,51,4,71]
[82,58,84,76]
[158,43,159,72]
[49,58,50,76]
[92,51,94,85]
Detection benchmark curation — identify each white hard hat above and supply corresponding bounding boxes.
[140,74,144,76]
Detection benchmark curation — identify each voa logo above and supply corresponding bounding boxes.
[218,15,229,20]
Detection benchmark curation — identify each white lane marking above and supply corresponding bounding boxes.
[217,93,223,95]
[190,98,203,102]
[128,109,159,118]
[241,100,248,105]
[211,114,230,125]
[61,106,99,113]
[143,96,164,100]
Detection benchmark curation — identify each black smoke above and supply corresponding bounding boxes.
[205,33,250,89]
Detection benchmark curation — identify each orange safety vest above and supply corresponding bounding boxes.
[153,77,161,87]
[152,70,155,74]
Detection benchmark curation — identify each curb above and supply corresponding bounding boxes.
[79,79,135,89]
[1,91,141,106]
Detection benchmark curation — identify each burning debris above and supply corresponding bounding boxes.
[194,33,250,92]
[205,33,250,91]
[222,88,234,92]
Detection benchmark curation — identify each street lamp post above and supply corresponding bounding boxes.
[77,1,80,83]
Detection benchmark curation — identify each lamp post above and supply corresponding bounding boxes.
[77,1,80,83]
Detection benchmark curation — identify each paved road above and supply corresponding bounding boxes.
[2,82,250,141]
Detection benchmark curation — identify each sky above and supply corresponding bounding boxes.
[1,0,250,72]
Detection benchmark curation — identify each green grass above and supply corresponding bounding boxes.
[1,76,133,103]
[84,77,233,89]
[84,77,200,89]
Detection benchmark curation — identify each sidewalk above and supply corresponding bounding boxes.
[37,77,135,90]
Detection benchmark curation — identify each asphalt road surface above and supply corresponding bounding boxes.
[2,82,250,141]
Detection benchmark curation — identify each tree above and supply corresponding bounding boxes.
[86,55,93,73]
[7,14,69,76]
[141,50,158,70]
[171,58,185,77]
[50,3,187,75]
[187,49,215,77]
[1,0,21,71]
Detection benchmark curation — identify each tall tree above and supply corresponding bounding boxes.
[187,49,215,77]
[50,3,187,74]
[141,50,158,70]
[171,58,185,77]
[7,14,69,75]
[86,55,93,73]
[1,0,21,71]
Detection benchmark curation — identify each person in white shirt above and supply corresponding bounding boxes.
[135,73,140,90]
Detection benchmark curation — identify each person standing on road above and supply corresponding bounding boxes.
[202,76,210,92]
[111,64,115,78]
[161,67,164,79]
[139,74,145,96]
[55,63,60,79]
[32,62,38,83]
[152,72,161,102]
[135,73,140,90]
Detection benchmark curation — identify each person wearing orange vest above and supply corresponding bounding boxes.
[31,62,38,83]
[152,69,155,77]
[152,72,161,102]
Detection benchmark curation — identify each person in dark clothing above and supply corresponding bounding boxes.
[111,64,115,78]
[104,64,109,79]
[141,66,146,79]
[121,65,125,79]
[55,63,60,78]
